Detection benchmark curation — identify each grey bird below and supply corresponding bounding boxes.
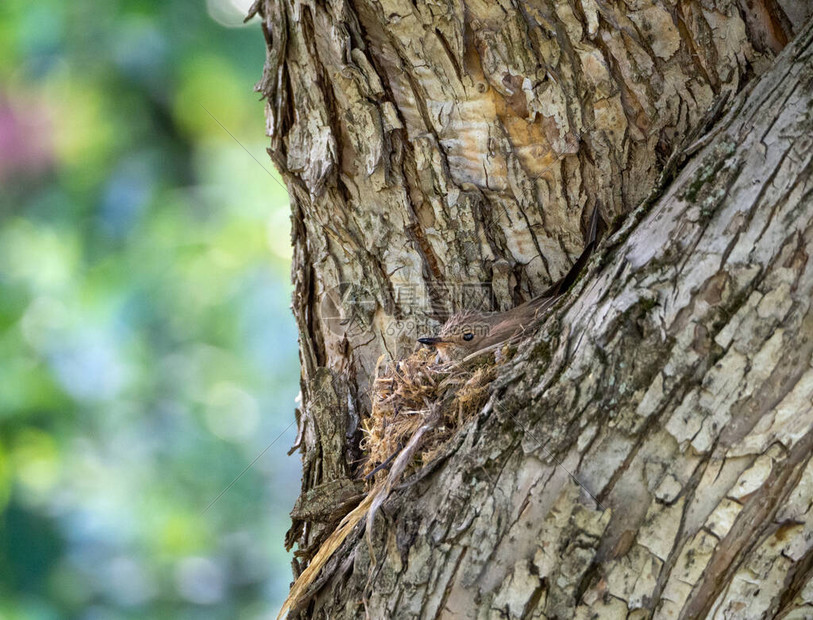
[418,208,601,362]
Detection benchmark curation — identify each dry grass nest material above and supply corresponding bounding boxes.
[361,347,500,480]
[278,348,502,619]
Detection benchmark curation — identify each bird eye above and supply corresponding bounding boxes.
[463,332,474,341]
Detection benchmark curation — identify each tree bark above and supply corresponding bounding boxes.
[252,0,813,616]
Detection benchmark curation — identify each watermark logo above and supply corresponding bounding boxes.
[321,281,498,339]
[320,282,378,337]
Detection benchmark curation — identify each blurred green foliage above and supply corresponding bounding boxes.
[0,0,300,617]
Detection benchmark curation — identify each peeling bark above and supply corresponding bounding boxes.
[256,0,808,395]
[252,0,813,616]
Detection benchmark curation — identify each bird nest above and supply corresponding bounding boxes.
[361,347,499,481]
[278,348,502,618]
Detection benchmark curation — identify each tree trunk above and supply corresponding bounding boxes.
[252,0,813,616]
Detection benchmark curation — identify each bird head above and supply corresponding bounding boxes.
[418,311,494,361]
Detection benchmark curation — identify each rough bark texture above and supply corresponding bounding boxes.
[252,0,813,616]
[258,0,805,401]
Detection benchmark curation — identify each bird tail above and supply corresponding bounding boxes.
[542,204,602,299]
[489,205,603,324]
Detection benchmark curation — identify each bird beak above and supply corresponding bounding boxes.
[418,336,442,345]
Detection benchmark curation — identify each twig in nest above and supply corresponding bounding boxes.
[279,350,495,617]
[276,482,383,619]
[365,402,441,566]
[277,405,442,618]
[363,442,404,480]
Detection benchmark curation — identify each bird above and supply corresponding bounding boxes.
[418,207,602,362]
